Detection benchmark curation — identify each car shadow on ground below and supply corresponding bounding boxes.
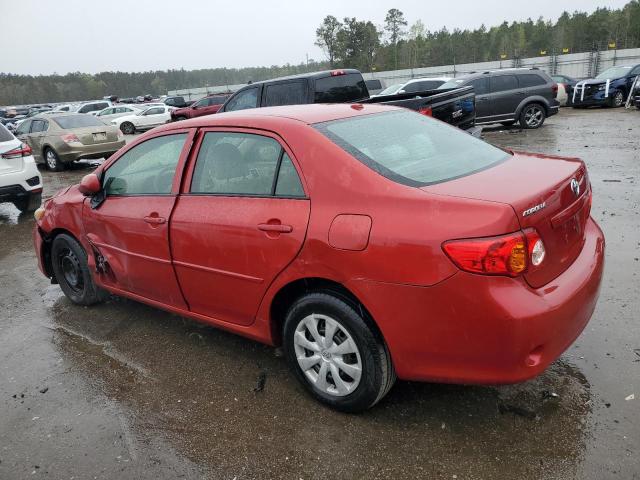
[46,290,593,478]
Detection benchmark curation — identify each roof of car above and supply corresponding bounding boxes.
[159,103,402,131]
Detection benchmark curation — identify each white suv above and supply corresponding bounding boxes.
[0,123,43,212]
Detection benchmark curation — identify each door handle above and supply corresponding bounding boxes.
[258,223,293,233]
[144,215,166,225]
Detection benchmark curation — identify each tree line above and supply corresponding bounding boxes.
[2,1,639,105]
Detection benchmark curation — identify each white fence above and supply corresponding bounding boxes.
[169,48,640,100]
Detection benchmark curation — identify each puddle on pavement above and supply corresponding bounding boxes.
[47,293,593,479]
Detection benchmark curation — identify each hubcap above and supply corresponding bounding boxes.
[59,248,83,293]
[46,151,57,169]
[294,314,362,397]
[614,92,623,106]
[525,106,543,127]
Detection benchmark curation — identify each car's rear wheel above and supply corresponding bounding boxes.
[51,234,109,306]
[44,148,64,171]
[609,90,625,108]
[120,122,135,135]
[13,192,42,213]
[283,292,395,412]
[519,103,546,129]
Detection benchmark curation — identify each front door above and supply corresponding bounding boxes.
[170,129,310,326]
[486,74,523,121]
[83,129,194,308]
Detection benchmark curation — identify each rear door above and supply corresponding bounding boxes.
[170,128,310,326]
[83,129,195,307]
[28,119,48,158]
[486,74,522,121]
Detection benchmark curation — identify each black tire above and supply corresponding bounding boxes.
[44,148,64,171]
[283,292,395,412]
[51,233,109,306]
[120,122,135,135]
[500,121,515,127]
[13,192,42,213]
[608,89,625,108]
[519,103,546,129]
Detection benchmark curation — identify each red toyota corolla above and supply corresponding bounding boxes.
[33,104,604,412]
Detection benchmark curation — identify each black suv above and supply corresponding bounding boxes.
[438,68,559,128]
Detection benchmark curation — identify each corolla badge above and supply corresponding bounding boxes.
[570,178,580,197]
[523,202,546,217]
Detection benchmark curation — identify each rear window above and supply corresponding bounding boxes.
[518,74,547,87]
[365,79,382,90]
[315,110,509,187]
[264,81,307,107]
[314,73,368,103]
[54,115,106,129]
[0,123,14,142]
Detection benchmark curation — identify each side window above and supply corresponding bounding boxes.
[518,74,547,87]
[78,105,90,113]
[275,153,304,197]
[191,132,282,195]
[469,78,489,95]
[103,134,187,195]
[224,88,259,112]
[264,81,306,107]
[490,75,518,93]
[30,120,47,133]
[314,73,368,103]
[144,107,164,115]
[210,96,226,105]
[194,98,209,108]
[15,120,32,135]
[99,108,112,115]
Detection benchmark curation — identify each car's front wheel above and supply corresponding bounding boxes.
[51,233,109,306]
[519,103,546,129]
[609,90,625,108]
[120,122,135,135]
[283,292,395,412]
[44,148,64,171]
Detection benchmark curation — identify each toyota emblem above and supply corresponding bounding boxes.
[570,178,580,197]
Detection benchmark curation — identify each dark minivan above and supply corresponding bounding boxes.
[438,68,559,128]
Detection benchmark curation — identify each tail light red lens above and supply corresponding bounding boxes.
[1,142,32,159]
[551,83,558,98]
[61,133,80,144]
[418,106,433,117]
[442,229,545,277]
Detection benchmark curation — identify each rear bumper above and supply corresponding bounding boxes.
[57,139,125,163]
[0,155,42,203]
[351,217,605,384]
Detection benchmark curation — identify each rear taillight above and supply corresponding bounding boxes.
[551,83,558,98]
[62,133,80,144]
[1,142,32,159]
[442,229,545,277]
[330,70,346,76]
[418,106,433,117]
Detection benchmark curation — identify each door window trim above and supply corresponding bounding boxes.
[181,126,308,199]
[98,127,196,197]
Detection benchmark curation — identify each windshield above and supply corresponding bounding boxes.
[438,79,466,89]
[376,83,403,96]
[315,110,509,187]
[596,66,632,79]
[54,115,106,129]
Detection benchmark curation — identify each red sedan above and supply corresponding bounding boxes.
[33,104,604,412]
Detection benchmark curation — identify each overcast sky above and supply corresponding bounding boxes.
[1,0,631,75]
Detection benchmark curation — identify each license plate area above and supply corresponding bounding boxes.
[93,132,107,142]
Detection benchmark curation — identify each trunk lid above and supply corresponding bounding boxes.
[423,151,591,287]
[0,138,24,175]
[73,126,118,145]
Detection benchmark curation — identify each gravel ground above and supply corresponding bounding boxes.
[0,108,638,479]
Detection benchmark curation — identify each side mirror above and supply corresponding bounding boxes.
[78,173,101,196]
[398,89,406,94]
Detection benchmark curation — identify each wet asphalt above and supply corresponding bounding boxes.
[0,108,638,479]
